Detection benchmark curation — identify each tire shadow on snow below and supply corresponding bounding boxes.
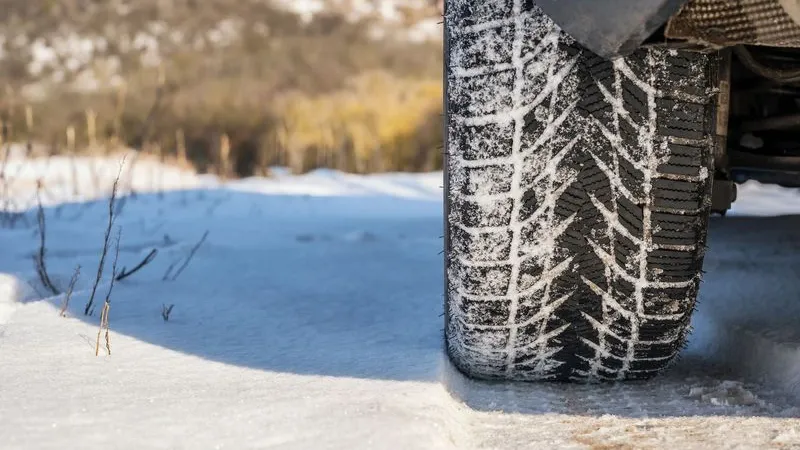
[2,189,445,382]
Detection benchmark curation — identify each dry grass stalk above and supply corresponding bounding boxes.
[24,105,33,151]
[95,301,111,356]
[25,105,33,133]
[218,133,230,180]
[86,109,97,148]
[96,229,120,356]
[60,266,81,317]
[110,83,128,146]
[176,128,187,166]
[66,126,76,154]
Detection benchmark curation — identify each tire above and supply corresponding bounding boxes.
[444,0,718,382]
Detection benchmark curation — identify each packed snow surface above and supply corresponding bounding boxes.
[1,153,799,449]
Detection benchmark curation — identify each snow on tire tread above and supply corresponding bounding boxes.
[445,0,716,382]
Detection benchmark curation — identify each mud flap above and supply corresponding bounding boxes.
[534,0,688,58]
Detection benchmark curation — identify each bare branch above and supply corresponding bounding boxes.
[106,228,121,304]
[34,180,59,296]
[85,158,125,315]
[104,316,111,355]
[59,265,81,317]
[115,248,158,282]
[169,230,209,281]
[161,303,175,322]
[162,260,178,281]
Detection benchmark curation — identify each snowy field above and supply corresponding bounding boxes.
[1,152,800,449]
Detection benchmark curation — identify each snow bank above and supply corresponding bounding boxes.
[0,273,24,326]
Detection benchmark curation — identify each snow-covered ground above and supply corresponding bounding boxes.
[1,153,799,449]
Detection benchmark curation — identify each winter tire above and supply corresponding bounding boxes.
[444,0,718,382]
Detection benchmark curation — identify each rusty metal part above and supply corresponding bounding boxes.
[666,0,800,48]
[714,49,731,172]
[711,50,734,215]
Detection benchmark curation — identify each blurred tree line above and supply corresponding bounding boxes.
[0,0,443,175]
